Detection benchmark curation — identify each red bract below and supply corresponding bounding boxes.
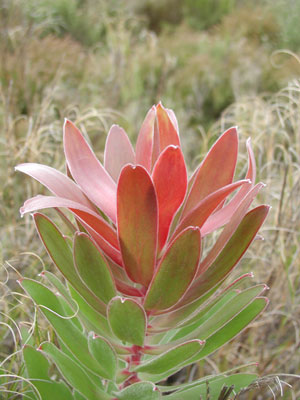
[17,103,267,306]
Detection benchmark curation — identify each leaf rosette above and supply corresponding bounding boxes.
[16,103,269,399]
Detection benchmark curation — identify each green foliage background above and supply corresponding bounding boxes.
[0,0,300,398]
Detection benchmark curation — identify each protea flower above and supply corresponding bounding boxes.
[16,103,269,399]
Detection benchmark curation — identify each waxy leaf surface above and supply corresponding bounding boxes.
[21,279,109,378]
[15,163,93,209]
[104,125,135,182]
[74,233,116,304]
[34,213,106,315]
[198,185,266,276]
[117,165,157,287]
[64,119,117,222]
[40,342,110,400]
[133,340,204,375]
[23,345,73,400]
[182,127,238,217]
[115,382,161,400]
[173,179,249,238]
[155,103,180,154]
[170,284,267,343]
[108,297,146,346]
[188,298,268,363]
[144,227,201,312]
[167,374,257,399]
[152,146,187,250]
[175,205,269,307]
[202,138,256,236]
[88,333,117,380]
[135,106,156,172]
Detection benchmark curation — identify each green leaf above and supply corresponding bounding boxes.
[34,213,106,315]
[23,345,73,400]
[74,233,117,304]
[40,342,110,400]
[144,227,201,312]
[166,373,257,399]
[107,297,146,346]
[133,340,204,375]
[88,333,117,380]
[68,285,112,338]
[42,271,74,305]
[179,205,269,306]
[114,381,161,400]
[187,297,268,364]
[21,278,111,378]
[170,284,267,343]
[142,298,267,384]
[151,273,253,332]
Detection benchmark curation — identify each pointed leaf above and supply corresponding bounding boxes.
[152,146,187,250]
[21,195,121,264]
[144,227,201,312]
[182,127,238,217]
[74,232,117,304]
[188,297,268,363]
[135,106,156,172]
[23,345,73,400]
[202,138,256,235]
[40,342,110,400]
[155,103,180,152]
[15,163,93,209]
[173,179,249,238]
[107,297,146,346]
[104,125,135,182]
[34,213,107,315]
[67,285,112,338]
[199,184,266,276]
[115,382,161,400]
[117,165,158,286]
[132,340,204,375]
[21,279,109,378]
[88,333,117,380]
[73,210,122,266]
[64,119,116,222]
[175,205,269,307]
[167,374,257,399]
[170,284,267,343]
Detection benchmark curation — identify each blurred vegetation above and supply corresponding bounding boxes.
[0,0,300,398]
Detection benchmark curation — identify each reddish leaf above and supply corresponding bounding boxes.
[15,163,93,209]
[201,138,256,236]
[104,125,135,182]
[20,195,122,265]
[135,106,156,172]
[165,107,179,133]
[144,227,201,312]
[152,146,187,250]
[117,165,158,287]
[156,103,180,153]
[198,183,265,276]
[175,205,270,307]
[63,120,117,222]
[172,179,249,238]
[182,127,238,218]
[76,217,123,266]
